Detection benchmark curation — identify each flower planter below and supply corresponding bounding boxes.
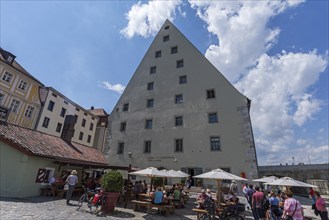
[101,191,120,213]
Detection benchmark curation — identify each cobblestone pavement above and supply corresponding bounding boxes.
[0,194,322,220]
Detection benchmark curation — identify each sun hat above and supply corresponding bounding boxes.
[206,189,211,193]
[71,170,78,175]
[201,189,205,193]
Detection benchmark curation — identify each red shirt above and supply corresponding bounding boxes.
[252,191,265,208]
[316,197,328,212]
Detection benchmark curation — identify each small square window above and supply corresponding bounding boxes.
[147,99,154,108]
[18,80,28,91]
[171,46,178,54]
[24,105,35,118]
[163,35,170,42]
[79,132,84,140]
[145,119,153,129]
[176,59,184,68]
[47,101,55,112]
[2,72,13,83]
[210,137,221,151]
[64,100,68,105]
[51,93,57,98]
[147,82,154,91]
[175,139,183,152]
[56,123,62,133]
[42,117,50,128]
[208,113,218,123]
[164,25,170,30]
[120,122,127,131]
[60,108,66,117]
[150,66,157,74]
[175,116,183,126]
[179,75,187,84]
[144,141,151,153]
[207,89,216,99]
[87,135,91,143]
[155,50,162,58]
[175,94,183,104]
[117,142,124,154]
[123,103,129,111]
[76,108,80,112]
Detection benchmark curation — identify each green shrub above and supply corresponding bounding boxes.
[100,170,124,192]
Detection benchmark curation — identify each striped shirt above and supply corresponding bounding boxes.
[284,198,303,220]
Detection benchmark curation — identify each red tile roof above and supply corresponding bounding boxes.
[0,121,108,167]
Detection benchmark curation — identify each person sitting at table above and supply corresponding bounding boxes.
[197,189,209,209]
[206,189,214,200]
[153,187,165,205]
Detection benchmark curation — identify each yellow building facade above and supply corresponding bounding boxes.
[0,48,43,129]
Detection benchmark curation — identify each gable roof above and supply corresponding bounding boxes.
[0,121,108,167]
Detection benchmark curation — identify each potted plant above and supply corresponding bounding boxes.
[100,170,124,213]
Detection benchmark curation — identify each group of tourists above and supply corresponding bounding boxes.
[242,183,328,220]
[149,184,186,208]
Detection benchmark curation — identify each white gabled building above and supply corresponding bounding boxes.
[36,87,98,147]
[106,20,258,183]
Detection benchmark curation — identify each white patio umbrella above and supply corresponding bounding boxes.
[129,167,167,193]
[193,168,247,202]
[176,170,189,178]
[253,176,279,183]
[267,177,317,189]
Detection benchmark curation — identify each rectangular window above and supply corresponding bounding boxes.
[87,135,91,143]
[120,122,127,131]
[2,72,13,83]
[207,89,216,99]
[163,35,170,42]
[144,141,151,153]
[89,123,94,131]
[18,80,28,91]
[56,123,62,133]
[150,66,157,74]
[176,59,184,68]
[147,99,154,108]
[82,119,86,127]
[60,108,66,117]
[47,101,55,111]
[10,99,20,113]
[175,139,183,152]
[75,108,80,112]
[145,119,153,129]
[208,113,218,123]
[171,46,178,54]
[117,142,124,154]
[123,103,129,112]
[42,117,50,128]
[175,116,183,126]
[210,137,221,151]
[175,94,183,104]
[79,132,84,140]
[0,93,4,104]
[147,82,154,91]
[24,105,35,118]
[155,50,162,58]
[51,93,57,98]
[179,75,187,84]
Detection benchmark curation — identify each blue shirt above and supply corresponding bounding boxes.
[154,191,163,204]
[269,196,279,206]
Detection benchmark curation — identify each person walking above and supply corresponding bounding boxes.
[282,190,304,220]
[315,191,328,220]
[252,186,266,220]
[66,170,78,205]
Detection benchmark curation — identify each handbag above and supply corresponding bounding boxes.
[286,199,298,220]
[64,184,69,190]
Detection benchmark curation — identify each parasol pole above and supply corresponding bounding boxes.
[217,179,222,204]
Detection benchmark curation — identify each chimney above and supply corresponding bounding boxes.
[61,115,77,143]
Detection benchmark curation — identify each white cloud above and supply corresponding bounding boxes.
[99,81,125,94]
[121,0,183,38]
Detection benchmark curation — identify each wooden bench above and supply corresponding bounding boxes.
[192,208,210,220]
[131,200,173,216]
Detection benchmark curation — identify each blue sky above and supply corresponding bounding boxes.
[1,0,328,166]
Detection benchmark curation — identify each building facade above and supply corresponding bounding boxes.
[36,87,98,147]
[106,20,258,182]
[0,48,43,129]
[89,107,109,152]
